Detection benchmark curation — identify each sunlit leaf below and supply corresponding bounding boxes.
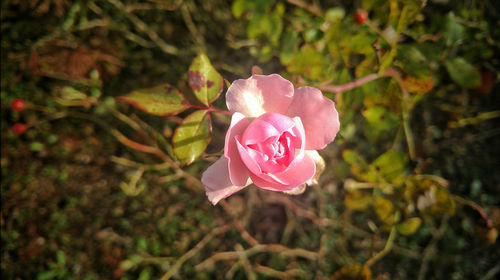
[445,57,480,89]
[232,0,253,19]
[345,190,372,211]
[247,13,270,39]
[287,48,328,80]
[374,196,394,223]
[188,53,224,106]
[172,110,211,165]
[397,217,422,235]
[331,264,372,280]
[117,84,189,116]
[371,150,408,185]
[325,8,345,23]
[362,106,399,132]
[342,149,367,167]
[430,186,456,215]
[403,75,434,94]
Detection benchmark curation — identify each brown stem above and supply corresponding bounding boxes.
[319,73,379,93]
[452,195,492,227]
[160,224,232,280]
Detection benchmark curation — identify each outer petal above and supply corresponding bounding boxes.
[202,157,250,205]
[304,150,326,185]
[286,86,340,150]
[283,184,306,195]
[249,154,316,192]
[224,112,250,186]
[226,74,294,117]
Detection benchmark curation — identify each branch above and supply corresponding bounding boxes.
[160,224,232,280]
[417,217,448,280]
[286,0,323,17]
[196,244,318,271]
[254,264,307,278]
[106,0,179,55]
[452,195,492,227]
[363,213,399,268]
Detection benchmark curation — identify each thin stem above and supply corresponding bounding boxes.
[363,224,398,268]
[320,68,416,159]
[160,224,232,280]
[196,244,318,271]
[186,103,232,115]
[452,195,492,227]
[319,73,379,93]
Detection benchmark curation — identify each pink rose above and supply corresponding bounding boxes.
[202,74,340,205]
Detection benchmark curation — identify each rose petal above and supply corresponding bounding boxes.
[304,150,326,185]
[241,117,280,146]
[283,184,307,195]
[249,153,316,192]
[267,117,308,184]
[202,157,250,205]
[256,112,297,134]
[226,74,294,117]
[225,113,251,186]
[286,86,340,150]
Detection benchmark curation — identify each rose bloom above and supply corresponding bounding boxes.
[202,74,340,205]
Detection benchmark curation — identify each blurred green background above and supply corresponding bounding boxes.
[1,0,499,279]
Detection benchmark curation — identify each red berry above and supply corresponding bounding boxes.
[355,10,368,24]
[11,98,26,112]
[12,123,27,135]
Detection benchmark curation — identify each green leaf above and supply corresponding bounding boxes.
[345,190,372,211]
[287,48,328,80]
[397,217,422,235]
[342,149,367,167]
[374,196,395,223]
[280,29,300,64]
[232,0,252,19]
[172,110,211,165]
[443,12,463,47]
[362,106,399,131]
[117,84,189,116]
[30,141,44,152]
[371,150,408,185]
[188,53,224,106]
[268,13,283,44]
[325,8,345,23]
[445,57,480,89]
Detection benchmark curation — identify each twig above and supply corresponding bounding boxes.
[267,195,331,227]
[196,244,318,271]
[254,264,307,278]
[286,0,323,17]
[319,67,416,159]
[417,217,448,280]
[319,73,379,94]
[235,244,257,280]
[160,224,231,280]
[480,264,500,280]
[110,156,171,171]
[363,224,398,268]
[106,0,179,55]
[452,195,492,227]
[181,1,206,47]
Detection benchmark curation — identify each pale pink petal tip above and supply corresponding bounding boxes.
[202,157,248,205]
[226,74,294,118]
[286,86,340,150]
